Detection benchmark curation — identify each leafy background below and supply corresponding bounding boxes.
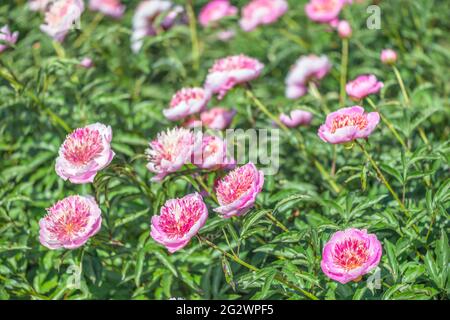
[0,0,449,300]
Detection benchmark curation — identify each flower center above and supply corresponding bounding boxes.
[216,166,255,204]
[331,114,368,133]
[62,128,104,166]
[333,238,370,270]
[46,197,90,242]
[158,199,203,238]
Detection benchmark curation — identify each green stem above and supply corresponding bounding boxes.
[197,235,319,300]
[186,1,200,71]
[392,66,429,145]
[366,97,407,150]
[339,38,349,106]
[392,66,410,107]
[356,141,418,232]
[245,88,341,193]
[74,13,103,48]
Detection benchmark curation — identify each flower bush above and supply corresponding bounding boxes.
[0,0,448,300]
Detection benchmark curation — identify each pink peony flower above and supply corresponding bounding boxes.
[39,195,102,250]
[0,25,19,53]
[40,0,85,42]
[56,123,115,184]
[151,193,208,253]
[28,0,52,12]
[163,88,210,121]
[321,228,382,284]
[279,109,313,128]
[346,74,384,100]
[239,0,288,32]
[285,55,331,99]
[79,57,94,68]
[89,0,126,19]
[205,54,264,100]
[318,106,380,144]
[193,135,235,170]
[131,1,184,53]
[199,0,238,27]
[200,107,236,130]
[146,127,196,181]
[337,20,351,38]
[305,0,344,24]
[381,49,397,65]
[214,162,264,218]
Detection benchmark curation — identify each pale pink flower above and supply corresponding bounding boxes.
[28,0,52,12]
[318,106,380,144]
[205,54,264,100]
[214,162,264,218]
[131,1,184,53]
[199,0,238,27]
[217,29,236,41]
[55,123,115,184]
[146,127,196,181]
[279,109,313,128]
[39,195,102,250]
[200,107,236,130]
[163,88,210,121]
[0,25,19,53]
[193,135,235,170]
[305,0,344,24]
[240,0,288,32]
[79,57,94,68]
[285,55,331,99]
[337,20,351,38]
[321,228,382,284]
[151,193,208,253]
[381,49,397,65]
[89,0,126,19]
[346,74,384,100]
[40,0,85,42]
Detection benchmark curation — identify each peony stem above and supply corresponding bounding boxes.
[186,0,200,71]
[197,235,319,300]
[339,38,349,106]
[266,212,289,232]
[392,66,410,107]
[366,97,408,150]
[74,13,103,49]
[245,88,289,130]
[245,88,341,193]
[195,174,289,232]
[356,141,418,231]
[392,66,429,145]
